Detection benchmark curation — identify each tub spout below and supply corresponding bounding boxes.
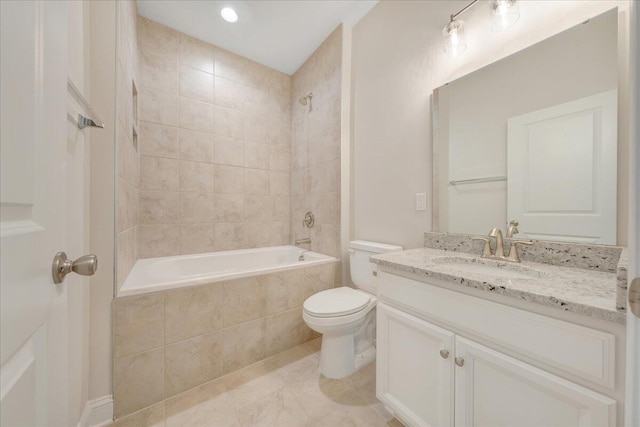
[295,237,311,246]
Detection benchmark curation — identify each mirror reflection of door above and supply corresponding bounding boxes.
[507,90,617,244]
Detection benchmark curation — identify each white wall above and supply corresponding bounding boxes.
[352,0,631,249]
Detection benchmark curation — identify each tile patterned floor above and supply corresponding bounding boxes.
[111,338,404,427]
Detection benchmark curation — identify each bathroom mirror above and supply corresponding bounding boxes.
[433,9,621,245]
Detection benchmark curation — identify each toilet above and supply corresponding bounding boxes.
[302,240,403,379]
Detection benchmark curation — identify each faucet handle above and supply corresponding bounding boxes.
[507,240,533,262]
[473,237,492,258]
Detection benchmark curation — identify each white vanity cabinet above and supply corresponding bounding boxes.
[376,271,619,427]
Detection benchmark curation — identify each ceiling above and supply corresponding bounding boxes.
[136,0,378,75]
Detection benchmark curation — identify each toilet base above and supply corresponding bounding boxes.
[319,333,356,379]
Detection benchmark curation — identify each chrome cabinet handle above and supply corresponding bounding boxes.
[455,357,465,367]
[440,349,450,359]
[52,252,98,284]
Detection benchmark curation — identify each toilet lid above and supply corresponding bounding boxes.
[303,287,371,318]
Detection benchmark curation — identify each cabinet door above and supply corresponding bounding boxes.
[454,337,616,427]
[377,303,455,427]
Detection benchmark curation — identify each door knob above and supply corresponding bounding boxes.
[440,349,450,359]
[52,252,98,284]
[455,357,465,367]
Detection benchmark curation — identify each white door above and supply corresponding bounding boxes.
[376,303,455,427]
[1,1,90,426]
[507,90,617,244]
[625,1,640,425]
[454,336,616,427]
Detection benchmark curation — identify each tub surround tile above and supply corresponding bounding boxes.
[265,308,313,356]
[214,106,243,139]
[243,169,270,195]
[139,156,179,191]
[243,141,269,170]
[214,165,244,194]
[138,225,181,259]
[139,87,179,127]
[179,66,214,104]
[114,292,165,358]
[222,317,267,374]
[179,160,214,193]
[179,224,216,255]
[165,332,223,397]
[140,47,179,94]
[179,192,214,224]
[214,76,244,111]
[179,97,214,134]
[213,194,244,222]
[372,247,624,324]
[214,48,248,84]
[139,191,180,225]
[179,34,214,75]
[164,284,223,344]
[117,227,138,289]
[114,348,165,418]
[214,136,243,166]
[222,277,267,327]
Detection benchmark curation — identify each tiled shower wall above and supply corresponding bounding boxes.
[291,26,342,258]
[135,17,292,259]
[115,0,139,289]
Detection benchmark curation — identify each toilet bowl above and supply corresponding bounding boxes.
[302,240,403,379]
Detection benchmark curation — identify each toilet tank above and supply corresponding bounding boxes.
[349,240,403,294]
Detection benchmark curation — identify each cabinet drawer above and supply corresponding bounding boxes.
[378,272,616,388]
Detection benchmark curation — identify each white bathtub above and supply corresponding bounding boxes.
[119,245,337,296]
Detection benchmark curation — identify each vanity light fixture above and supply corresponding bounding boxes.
[443,0,521,57]
[220,7,238,23]
[490,0,520,31]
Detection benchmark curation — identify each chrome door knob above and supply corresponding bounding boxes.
[455,357,465,367]
[439,349,450,359]
[52,252,98,284]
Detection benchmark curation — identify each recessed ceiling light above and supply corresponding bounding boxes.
[220,7,238,23]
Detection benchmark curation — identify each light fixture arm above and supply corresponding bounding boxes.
[450,0,480,22]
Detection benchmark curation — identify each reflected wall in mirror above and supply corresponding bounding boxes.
[433,9,621,245]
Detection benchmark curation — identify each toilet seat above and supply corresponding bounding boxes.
[303,287,371,318]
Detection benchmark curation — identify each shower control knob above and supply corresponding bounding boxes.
[52,252,98,284]
[439,349,449,359]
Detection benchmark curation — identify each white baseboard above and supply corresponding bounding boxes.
[77,395,113,427]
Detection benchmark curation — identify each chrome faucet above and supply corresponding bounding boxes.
[298,250,309,261]
[473,227,533,263]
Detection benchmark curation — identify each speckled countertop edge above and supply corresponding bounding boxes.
[372,248,625,325]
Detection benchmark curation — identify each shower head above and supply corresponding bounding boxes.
[299,93,313,112]
[299,97,308,105]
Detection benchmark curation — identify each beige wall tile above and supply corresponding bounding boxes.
[243,222,271,248]
[114,348,165,418]
[180,66,214,104]
[243,141,269,170]
[165,283,223,344]
[244,195,270,221]
[139,155,179,191]
[214,223,244,250]
[214,76,243,111]
[179,128,214,163]
[111,402,164,427]
[308,126,340,166]
[214,48,247,83]
[179,97,214,133]
[139,86,179,126]
[214,165,243,194]
[180,192,214,223]
[243,86,270,117]
[140,48,179,94]
[179,160,214,193]
[179,224,216,254]
[244,169,269,195]
[311,192,340,226]
[139,121,179,159]
[117,121,138,185]
[271,196,290,220]
[309,159,339,194]
[114,292,165,358]
[222,277,266,327]
[243,113,268,143]
[222,318,267,373]
[180,34,214,74]
[138,16,179,58]
[138,225,181,258]
[213,106,243,138]
[165,332,222,397]
[118,178,138,232]
[268,120,291,151]
[214,136,243,166]
[270,171,290,196]
[213,194,243,222]
[139,191,180,225]
[164,379,236,427]
[269,150,290,172]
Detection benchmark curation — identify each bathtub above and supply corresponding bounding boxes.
[119,245,337,296]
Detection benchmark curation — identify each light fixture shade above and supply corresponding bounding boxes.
[490,0,520,31]
[442,20,467,57]
[220,7,239,23]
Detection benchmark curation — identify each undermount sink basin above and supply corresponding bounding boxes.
[430,256,546,280]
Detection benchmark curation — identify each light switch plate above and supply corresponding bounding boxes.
[416,193,427,211]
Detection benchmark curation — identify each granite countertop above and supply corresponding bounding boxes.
[371,247,625,324]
